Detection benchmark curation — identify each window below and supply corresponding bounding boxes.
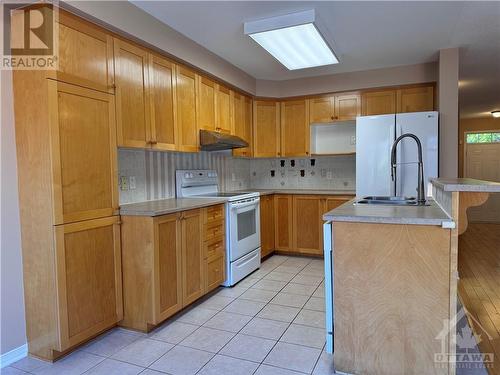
[466,132,500,144]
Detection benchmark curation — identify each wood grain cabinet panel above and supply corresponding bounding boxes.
[280,100,310,157]
[253,100,281,157]
[181,209,205,305]
[149,55,178,151]
[274,195,293,251]
[197,76,216,132]
[233,94,253,157]
[54,12,114,93]
[361,90,396,116]
[48,80,118,225]
[309,96,335,123]
[176,66,199,152]
[206,254,225,292]
[114,38,151,148]
[335,94,361,121]
[396,86,434,113]
[216,85,233,134]
[292,195,323,255]
[324,196,353,213]
[55,216,122,351]
[260,195,275,259]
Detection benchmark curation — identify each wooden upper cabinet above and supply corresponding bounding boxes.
[253,100,281,158]
[216,85,233,134]
[114,38,151,148]
[309,96,335,123]
[233,94,253,157]
[396,86,434,113]
[176,66,199,152]
[55,216,122,350]
[181,209,204,305]
[292,195,323,255]
[48,80,118,225]
[197,76,216,132]
[148,55,177,151]
[280,100,310,157]
[274,195,293,251]
[324,195,354,213]
[335,94,361,121]
[155,214,183,321]
[361,90,396,116]
[260,194,275,259]
[55,12,114,93]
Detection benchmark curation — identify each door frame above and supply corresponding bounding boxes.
[463,129,500,177]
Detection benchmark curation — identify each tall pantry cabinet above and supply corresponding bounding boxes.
[12,9,122,361]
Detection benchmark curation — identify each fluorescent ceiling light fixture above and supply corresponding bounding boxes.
[244,10,339,70]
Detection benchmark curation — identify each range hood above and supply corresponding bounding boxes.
[199,130,248,151]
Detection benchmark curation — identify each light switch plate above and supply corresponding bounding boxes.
[120,176,129,190]
[129,176,136,190]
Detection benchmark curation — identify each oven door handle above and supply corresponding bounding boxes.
[230,199,259,210]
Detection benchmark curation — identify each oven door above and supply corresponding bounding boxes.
[228,197,261,262]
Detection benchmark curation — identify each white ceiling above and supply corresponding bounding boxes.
[131,1,500,118]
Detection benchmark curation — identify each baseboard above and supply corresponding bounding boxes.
[0,343,27,368]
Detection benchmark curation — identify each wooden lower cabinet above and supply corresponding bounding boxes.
[121,205,224,332]
[260,195,275,259]
[272,194,353,256]
[203,204,226,292]
[54,216,122,355]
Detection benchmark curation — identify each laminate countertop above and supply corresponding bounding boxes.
[237,189,356,196]
[323,198,454,227]
[120,197,228,216]
[430,178,500,192]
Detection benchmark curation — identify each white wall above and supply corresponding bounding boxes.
[0,70,27,356]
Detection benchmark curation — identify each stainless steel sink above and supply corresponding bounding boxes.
[355,196,428,206]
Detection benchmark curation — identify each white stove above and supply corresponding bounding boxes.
[176,170,261,286]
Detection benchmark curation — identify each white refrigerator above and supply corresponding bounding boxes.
[356,111,438,198]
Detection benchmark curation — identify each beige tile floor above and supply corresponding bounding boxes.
[5,255,334,375]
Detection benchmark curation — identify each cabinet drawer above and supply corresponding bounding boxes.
[204,221,224,242]
[204,205,224,224]
[206,254,225,292]
[205,238,224,259]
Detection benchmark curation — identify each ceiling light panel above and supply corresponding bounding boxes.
[244,10,338,70]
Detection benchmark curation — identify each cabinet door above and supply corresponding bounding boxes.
[114,38,151,148]
[216,85,233,134]
[361,90,396,116]
[335,94,361,121]
[55,12,114,93]
[293,196,323,255]
[176,66,199,152]
[253,100,281,157]
[48,80,118,225]
[233,95,253,157]
[281,100,310,157]
[274,195,293,251]
[206,253,225,293]
[55,216,122,350]
[197,76,216,132]
[149,55,177,151]
[260,195,275,259]
[309,96,335,123]
[396,86,434,113]
[181,209,204,305]
[324,196,353,213]
[154,214,183,322]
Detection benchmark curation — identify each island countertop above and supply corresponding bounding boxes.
[431,177,500,192]
[323,198,454,226]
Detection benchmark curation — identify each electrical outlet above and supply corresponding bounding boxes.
[326,171,333,180]
[350,136,356,145]
[120,176,129,190]
[129,176,136,190]
[231,173,236,182]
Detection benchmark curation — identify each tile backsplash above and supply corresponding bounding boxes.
[118,149,356,204]
[249,155,356,191]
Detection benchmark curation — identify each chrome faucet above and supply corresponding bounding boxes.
[390,133,426,204]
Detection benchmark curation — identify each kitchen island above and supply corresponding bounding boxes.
[323,178,500,375]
